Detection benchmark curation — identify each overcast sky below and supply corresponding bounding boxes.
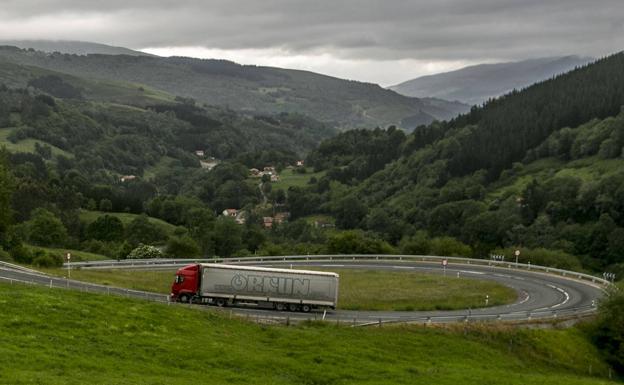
[0,0,622,86]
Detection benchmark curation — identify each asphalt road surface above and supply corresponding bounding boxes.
[0,259,606,325]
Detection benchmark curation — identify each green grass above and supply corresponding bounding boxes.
[27,245,109,262]
[43,268,516,311]
[272,168,326,190]
[79,210,178,237]
[0,282,615,384]
[0,127,73,157]
[333,269,517,311]
[143,156,177,180]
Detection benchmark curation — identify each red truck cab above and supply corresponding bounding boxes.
[171,264,200,302]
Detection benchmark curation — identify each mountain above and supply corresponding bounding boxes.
[0,40,152,57]
[390,56,593,105]
[0,45,469,130]
[301,51,624,272]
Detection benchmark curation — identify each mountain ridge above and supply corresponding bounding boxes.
[390,55,594,105]
[0,44,469,130]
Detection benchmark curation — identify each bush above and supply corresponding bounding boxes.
[591,284,624,374]
[491,247,582,271]
[326,231,395,254]
[10,245,33,264]
[0,248,10,261]
[429,236,472,257]
[33,253,63,268]
[127,244,163,259]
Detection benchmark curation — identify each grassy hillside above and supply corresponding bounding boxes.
[0,283,615,384]
[0,46,469,129]
[79,210,179,237]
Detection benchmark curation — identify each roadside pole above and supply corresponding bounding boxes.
[66,252,71,279]
[442,259,448,276]
[514,249,520,265]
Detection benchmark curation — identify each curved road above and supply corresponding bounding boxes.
[0,259,606,325]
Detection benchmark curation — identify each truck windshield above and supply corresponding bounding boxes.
[174,275,184,284]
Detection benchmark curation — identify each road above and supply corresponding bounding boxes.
[0,257,607,325]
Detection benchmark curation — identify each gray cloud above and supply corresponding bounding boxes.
[0,0,622,63]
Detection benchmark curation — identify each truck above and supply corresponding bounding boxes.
[170,263,339,312]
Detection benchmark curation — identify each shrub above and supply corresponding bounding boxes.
[127,244,163,259]
[429,236,472,257]
[591,284,624,374]
[0,248,10,261]
[10,244,33,264]
[33,253,63,268]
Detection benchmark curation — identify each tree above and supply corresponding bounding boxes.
[99,198,113,212]
[326,230,394,254]
[165,236,200,257]
[86,215,124,242]
[334,196,368,229]
[26,208,68,247]
[212,217,242,257]
[0,149,14,237]
[126,214,166,246]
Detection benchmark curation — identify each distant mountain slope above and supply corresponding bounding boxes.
[390,56,593,105]
[0,40,152,57]
[0,46,469,130]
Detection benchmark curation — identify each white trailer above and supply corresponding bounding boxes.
[171,263,339,312]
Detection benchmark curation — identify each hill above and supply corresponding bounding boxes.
[300,52,624,273]
[0,45,469,130]
[390,56,593,105]
[0,39,152,56]
[0,282,615,384]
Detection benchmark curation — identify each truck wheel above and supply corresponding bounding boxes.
[215,298,226,307]
[275,303,286,311]
[301,304,311,313]
[288,303,299,312]
[179,294,190,303]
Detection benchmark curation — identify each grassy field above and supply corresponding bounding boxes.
[334,269,516,311]
[43,268,517,311]
[0,127,73,157]
[0,282,615,384]
[272,167,326,190]
[28,245,109,262]
[79,210,179,237]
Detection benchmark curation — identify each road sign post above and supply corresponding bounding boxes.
[66,252,71,279]
[442,259,448,276]
[514,249,520,265]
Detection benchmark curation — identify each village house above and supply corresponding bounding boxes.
[222,208,238,217]
[194,150,205,157]
[296,160,304,167]
[222,209,247,224]
[262,216,274,229]
[120,175,136,183]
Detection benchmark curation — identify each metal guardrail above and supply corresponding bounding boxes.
[67,254,612,287]
[0,260,44,274]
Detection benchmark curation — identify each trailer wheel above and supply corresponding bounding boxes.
[301,304,311,313]
[179,294,190,303]
[288,303,299,312]
[275,303,286,311]
[215,298,226,307]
